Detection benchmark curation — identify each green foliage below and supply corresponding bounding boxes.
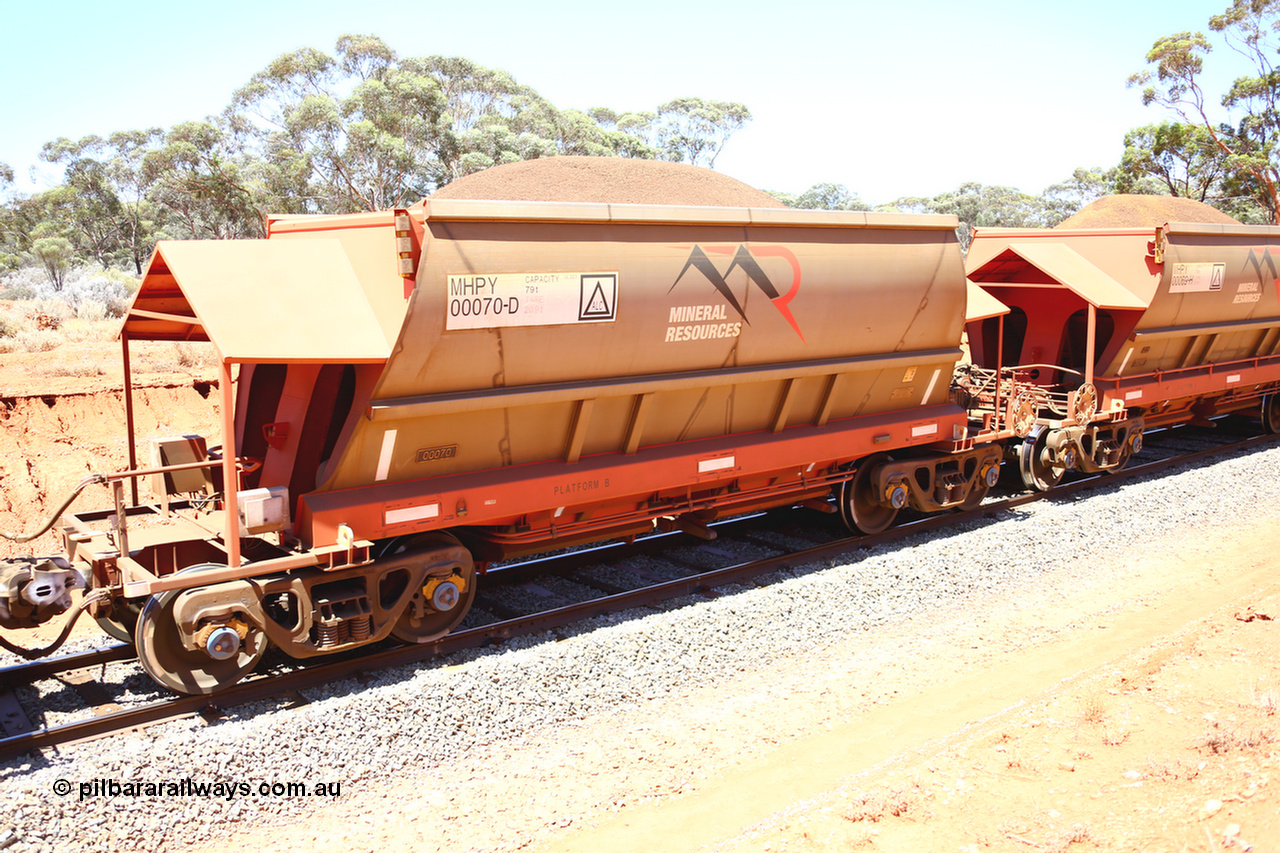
[144,120,279,239]
[0,162,19,272]
[886,182,1045,249]
[650,98,751,168]
[1116,122,1226,199]
[1128,1,1280,222]
[221,38,750,204]
[585,108,662,158]
[878,170,1114,249]
[31,235,74,290]
[38,130,165,273]
[228,36,438,212]
[771,183,871,211]
[5,36,756,279]
[1040,167,1119,225]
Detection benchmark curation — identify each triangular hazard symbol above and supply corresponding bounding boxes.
[585,284,608,313]
[582,281,613,318]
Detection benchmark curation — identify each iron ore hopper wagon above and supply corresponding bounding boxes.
[2,200,1023,694]
[4,198,1280,696]
[962,221,1280,490]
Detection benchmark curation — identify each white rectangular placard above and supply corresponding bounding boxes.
[1169,263,1224,294]
[445,272,617,329]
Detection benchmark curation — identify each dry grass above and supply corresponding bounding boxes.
[1139,757,1201,782]
[1243,675,1278,716]
[0,329,62,353]
[1075,690,1132,745]
[1101,715,1132,747]
[1043,822,1095,852]
[0,299,121,354]
[840,783,923,823]
[1000,821,1094,852]
[138,342,219,375]
[173,342,218,369]
[1078,691,1108,725]
[32,362,107,378]
[1197,720,1276,755]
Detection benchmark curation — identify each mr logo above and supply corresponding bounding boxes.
[670,245,804,342]
[1246,246,1280,301]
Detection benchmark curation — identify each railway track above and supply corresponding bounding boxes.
[1,424,1275,763]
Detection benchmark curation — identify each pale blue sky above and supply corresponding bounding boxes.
[0,0,1238,204]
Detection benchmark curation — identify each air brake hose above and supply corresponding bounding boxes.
[0,588,108,659]
[0,473,107,543]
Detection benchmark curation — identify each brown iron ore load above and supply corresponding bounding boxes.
[431,156,788,207]
[1055,194,1240,229]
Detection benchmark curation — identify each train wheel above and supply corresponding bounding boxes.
[1263,394,1280,435]
[94,600,141,645]
[839,454,898,535]
[383,534,478,644]
[1017,425,1065,492]
[135,565,267,695]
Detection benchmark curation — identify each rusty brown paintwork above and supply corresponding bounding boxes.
[22,198,1027,691]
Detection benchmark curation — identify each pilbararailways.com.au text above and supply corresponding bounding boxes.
[54,778,344,801]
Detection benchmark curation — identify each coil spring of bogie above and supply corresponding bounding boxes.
[315,616,373,647]
[315,621,347,647]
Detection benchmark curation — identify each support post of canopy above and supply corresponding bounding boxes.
[220,359,241,568]
[1086,304,1097,388]
[122,331,139,506]
[994,316,1004,430]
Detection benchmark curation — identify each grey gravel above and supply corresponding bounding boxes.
[1,441,1278,852]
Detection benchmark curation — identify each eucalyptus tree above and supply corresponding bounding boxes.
[39,130,165,273]
[1129,0,1280,222]
[228,34,446,212]
[0,162,17,271]
[1039,167,1118,225]
[142,121,267,239]
[1116,122,1228,201]
[418,54,571,182]
[585,108,662,158]
[5,35,759,280]
[797,182,871,211]
[886,182,1050,249]
[651,98,751,167]
[29,228,74,290]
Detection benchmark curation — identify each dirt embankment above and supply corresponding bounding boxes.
[0,380,221,559]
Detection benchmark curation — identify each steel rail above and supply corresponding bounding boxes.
[0,644,134,689]
[1,430,1275,763]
